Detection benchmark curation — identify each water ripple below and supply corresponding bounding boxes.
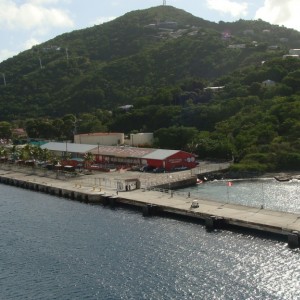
[0,185,299,299]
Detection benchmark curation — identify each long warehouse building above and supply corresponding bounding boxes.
[41,142,197,171]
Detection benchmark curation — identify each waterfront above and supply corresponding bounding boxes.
[181,178,300,213]
[1,184,300,299]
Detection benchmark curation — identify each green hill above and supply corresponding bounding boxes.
[0,5,300,171]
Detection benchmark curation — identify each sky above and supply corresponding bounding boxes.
[1,0,300,63]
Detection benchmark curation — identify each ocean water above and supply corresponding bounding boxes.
[180,178,300,213]
[1,184,300,300]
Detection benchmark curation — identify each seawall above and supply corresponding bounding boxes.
[0,170,300,249]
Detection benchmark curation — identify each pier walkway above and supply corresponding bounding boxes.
[0,166,300,247]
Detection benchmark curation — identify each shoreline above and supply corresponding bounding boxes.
[0,166,300,249]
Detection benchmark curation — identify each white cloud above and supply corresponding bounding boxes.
[27,0,71,5]
[0,0,74,30]
[255,0,300,31]
[0,49,17,62]
[91,16,116,26]
[206,0,248,17]
[23,37,40,49]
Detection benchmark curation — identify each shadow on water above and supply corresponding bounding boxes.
[93,200,289,245]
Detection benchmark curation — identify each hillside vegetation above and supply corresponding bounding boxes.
[0,5,300,171]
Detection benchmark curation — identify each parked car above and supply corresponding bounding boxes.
[140,165,154,172]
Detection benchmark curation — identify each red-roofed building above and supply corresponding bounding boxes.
[41,142,197,172]
[90,145,197,171]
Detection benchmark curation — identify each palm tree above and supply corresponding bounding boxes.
[83,152,94,169]
[10,145,20,161]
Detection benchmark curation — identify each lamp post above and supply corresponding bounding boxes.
[169,175,172,191]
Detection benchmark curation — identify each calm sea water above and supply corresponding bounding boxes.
[180,178,300,213]
[1,184,300,300]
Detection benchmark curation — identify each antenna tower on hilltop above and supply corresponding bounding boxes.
[163,0,166,5]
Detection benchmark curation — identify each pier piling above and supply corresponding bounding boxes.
[205,216,225,232]
[142,204,158,217]
[288,231,300,249]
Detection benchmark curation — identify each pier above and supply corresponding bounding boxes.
[0,167,299,249]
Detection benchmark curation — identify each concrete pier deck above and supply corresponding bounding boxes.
[0,167,300,247]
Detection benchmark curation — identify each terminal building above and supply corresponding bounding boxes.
[74,132,124,146]
[74,132,154,147]
[41,142,197,172]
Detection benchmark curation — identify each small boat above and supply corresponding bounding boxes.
[274,175,291,182]
[196,178,203,184]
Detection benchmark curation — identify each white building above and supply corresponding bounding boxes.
[228,44,246,49]
[125,133,154,147]
[74,132,124,146]
[289,49,300,55]
[283,54,299,59]
[262,80,276,87]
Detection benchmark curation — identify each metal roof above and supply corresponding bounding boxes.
[41,142,97,153]
[90,145,154,158]
[142,149,180,160]
[41,142,187,161]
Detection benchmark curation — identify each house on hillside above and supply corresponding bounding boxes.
[268,45,280,50]
[289,49,300,55]
[228,44,246,49]
[204,86,225,92]
[283,54,299,59]
[262,79,276,87]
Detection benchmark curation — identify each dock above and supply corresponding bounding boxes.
[0,167,300,249]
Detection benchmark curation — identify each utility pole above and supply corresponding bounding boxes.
[2,73,6,86]
[65,47,69,61]
[163,0,166,5]
[38,57,43,69]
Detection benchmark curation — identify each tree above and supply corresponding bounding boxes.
[0,121,12,139]
[83,152,94,168]
[154,126,198,150]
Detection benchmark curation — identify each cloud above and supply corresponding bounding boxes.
[90,16,116,26]
[206,0,248,17]
[255,0,300,31]
[27,0,71,5]
[111,1,120,7]
[0,0,74,31]
[23,37,40,49]
[0,49,17,62]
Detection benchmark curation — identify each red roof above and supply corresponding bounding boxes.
[91,145,154,158]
